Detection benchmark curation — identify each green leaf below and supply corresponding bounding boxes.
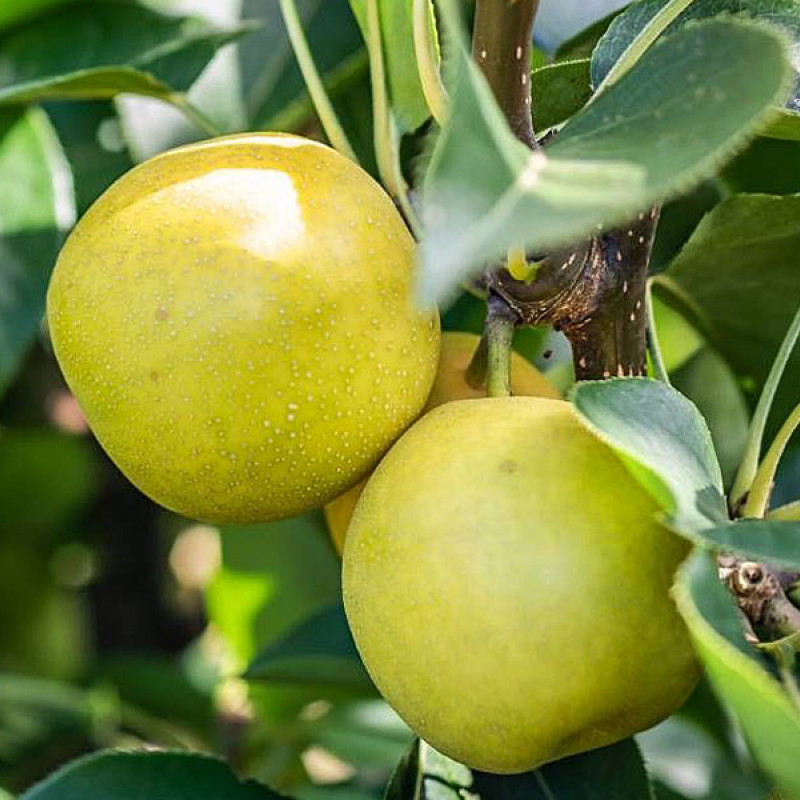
[246,603,372,688]
[205,512,341,669]
[548,19,791,193]
[592,0,800,109]
[244,0,365,130]
[554,9,625,61]
[531,59,592,133]
[384,738,654,799]
[763,108,800,141]
[473,739,654,799]
[0,429,95,535]
[0,107,73,396]
[674,550,800,798]
[0,3,254,106]
[115,0,248,161]
[20,750,288,800]
[638,710,770,800]
[571,378,727,533]
[96,651,216,735]
[46,101,133,214]
[763,108,800,143]
[383,740,419,800]
[594,0,699,93]
[722,136,800,196]
[420,18,790,305]
[650,181,723,271]
[691,519,800,570]
[384,741,473,800]
[348,0,430,133]
[649,295,704,371]
[306,700,412,769]
[0,0,75,32]
[671,347,749,488]
[0,674,95,766]
[660,194,800,433]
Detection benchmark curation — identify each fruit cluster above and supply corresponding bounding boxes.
[48,133,697,773]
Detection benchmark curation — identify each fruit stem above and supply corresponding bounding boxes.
[471,0,540,148]
[486,292,517,397]
[278,0,358,162]
[413,0,449,125]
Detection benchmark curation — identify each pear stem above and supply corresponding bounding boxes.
[486,293,517,398]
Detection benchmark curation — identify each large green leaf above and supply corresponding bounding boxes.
[20,750,288,799]
[660,194,800,426]
[592,0,800,109]
[246,603,372,689]
[0,107,73,396]
[571,378,727,533]
[0,2,253,105]
[675,550,800,798]
[420,17,790,305]
[570,378,800,570]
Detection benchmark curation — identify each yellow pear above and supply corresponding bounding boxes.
[47,133,440,523]
[343,397,698,773]
[324,331,560,552]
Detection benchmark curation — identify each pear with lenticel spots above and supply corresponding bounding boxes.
[47,133,440,523]
[343,396,698,773]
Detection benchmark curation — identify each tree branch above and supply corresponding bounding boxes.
[720,556,800,643]
[488,210,658,379]
[472,0,540,148]
[470,0,657,381]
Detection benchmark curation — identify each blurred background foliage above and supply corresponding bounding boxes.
[0,0,797,797]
